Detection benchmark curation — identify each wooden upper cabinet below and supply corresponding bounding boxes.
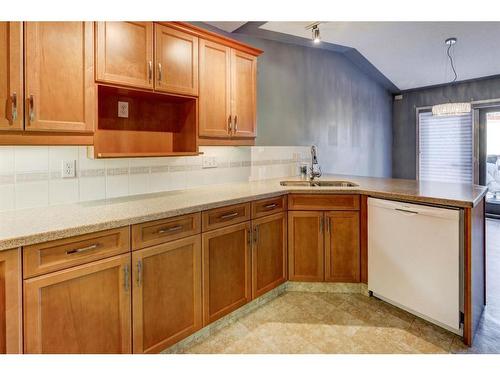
[288,211,324,282]
[24,254,131,354]
[0,248,22,354]
[199,39,232,138]
[325,211,360,283]
[154,24,198,96]
[231,49,256,138]
[252,213,287,298]
[24,22,94,132]
[0,22,23,131]
[96,22,154,89]
[132,235,202,353]
[199,38,259,143]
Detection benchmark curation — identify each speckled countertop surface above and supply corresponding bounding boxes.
[0,174,487,251]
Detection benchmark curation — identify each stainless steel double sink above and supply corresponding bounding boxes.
[280,180,359,187]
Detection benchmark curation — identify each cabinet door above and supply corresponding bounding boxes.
[24,254,131,354]
[202,221,251,324]
[325,211,360,282]
[0,248,22,354]
[288,211,324,281]
[0,22,23,131]
[132,236,202,353]
[199,39,231,138]
[154,24,198,96]
[24,22,94,132]
[231,49,256,138]
[252,212,287,298]
[96,21,153,89]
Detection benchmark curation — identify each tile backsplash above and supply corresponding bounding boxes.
[0,145,309,212]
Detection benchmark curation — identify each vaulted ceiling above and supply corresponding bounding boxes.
[207,21,500,92]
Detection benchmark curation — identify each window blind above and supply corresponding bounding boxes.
[418,111,472,184]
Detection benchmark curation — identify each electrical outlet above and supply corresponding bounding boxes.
[202,156,217,169]
[118,101,129,118]
[62,160,76,178]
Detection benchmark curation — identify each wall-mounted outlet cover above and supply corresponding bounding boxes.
[118,101,129,118]
[202,156,217,169]
[62,160,76,178]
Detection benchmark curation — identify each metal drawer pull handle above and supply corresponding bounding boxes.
[228,115,232,134]
[148,61,153,83]
[11,92,17,122]
[395,208,418,215]
[157,225,183,234]
[158,63,162,82]
[29,94,35,122]
[66,244,99,255]
[220,212,239,220]
[234,115,238,133]
[264,203,278,210]
[136,260,142,287]
[124,264,130,292]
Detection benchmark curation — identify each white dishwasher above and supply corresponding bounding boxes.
[368,198,462,334]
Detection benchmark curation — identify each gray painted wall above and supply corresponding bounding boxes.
[195,23,394,178]
[244,36,393,178]
[392,76,500,179]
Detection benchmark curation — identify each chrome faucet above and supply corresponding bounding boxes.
[309,145,322,181]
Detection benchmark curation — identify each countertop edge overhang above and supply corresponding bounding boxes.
[0,174,487,251]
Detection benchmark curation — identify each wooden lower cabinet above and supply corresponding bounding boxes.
[0,248,22,354]
[23,254,131,354]
[288,209,360,283]
[288,211,324,281]
[324,211,360,282]
[252,213,287,298]
[202,221,252,324]
[132,235,202,353]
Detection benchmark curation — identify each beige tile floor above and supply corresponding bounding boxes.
[180,219,500,354]
[181,291,467,354]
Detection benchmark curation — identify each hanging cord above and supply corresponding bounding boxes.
[444,42,457,103]
[447,42,458,84]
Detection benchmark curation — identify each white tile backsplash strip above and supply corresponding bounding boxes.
[0,145,309,212]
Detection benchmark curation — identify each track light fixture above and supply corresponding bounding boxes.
[306,22,322,44]
[312,25,321,44]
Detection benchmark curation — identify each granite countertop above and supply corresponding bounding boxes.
[0,174,487,251]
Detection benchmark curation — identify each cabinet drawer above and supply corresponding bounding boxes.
[251,195,287,219]
[23,227,130,278]
[288,194,360,211]
[202,203,251,232]
[131,212,201,250]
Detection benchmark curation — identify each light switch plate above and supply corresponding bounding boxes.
[62,160,76,178]
[202,156,217,169]
[118,101,129,118]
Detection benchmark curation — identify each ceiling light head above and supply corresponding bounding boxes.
[445,37,457,46]
[312,25,321,44]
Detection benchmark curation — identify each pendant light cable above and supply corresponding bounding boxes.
[443,38,457,103]
[447,42,458,84]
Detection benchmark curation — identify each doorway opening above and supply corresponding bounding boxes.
[485,111,500,219]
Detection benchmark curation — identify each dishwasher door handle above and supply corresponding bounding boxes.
[395,208,419,215]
